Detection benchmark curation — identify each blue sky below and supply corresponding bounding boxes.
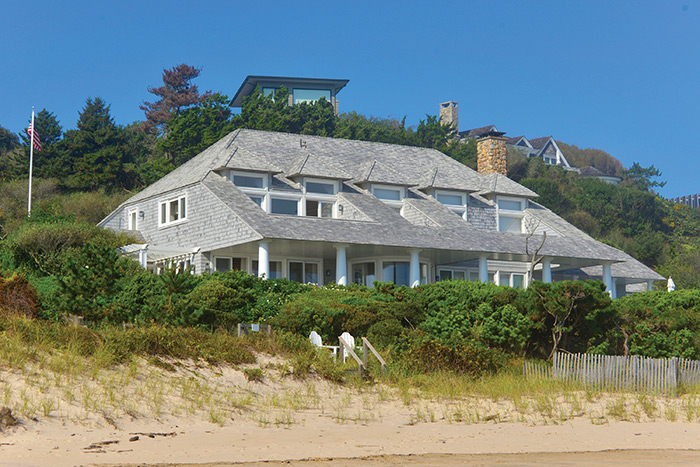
[1,0,698,198]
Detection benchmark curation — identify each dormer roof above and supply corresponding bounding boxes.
[286,152,352,180]
[479,172,538,198]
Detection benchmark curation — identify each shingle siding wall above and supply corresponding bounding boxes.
[402,204,439,227]
[336,195,372,221]
[468,197,497,231]
[107,184,259,251]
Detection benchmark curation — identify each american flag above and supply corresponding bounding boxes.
[28,123,41,151]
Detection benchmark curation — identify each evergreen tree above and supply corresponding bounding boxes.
[158,93,237,165]
[59,98,134,191]
[141,64,212,136]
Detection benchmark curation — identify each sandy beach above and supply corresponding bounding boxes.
[3,355,700,466]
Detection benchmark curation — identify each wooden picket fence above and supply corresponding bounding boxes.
[523,353,700,394]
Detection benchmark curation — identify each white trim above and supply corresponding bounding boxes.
[127,207,138,231]
[496,196,525,233]
[434,189,468,220]
[158,193,187,227]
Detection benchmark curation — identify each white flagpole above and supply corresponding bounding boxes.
[27,107,35,218]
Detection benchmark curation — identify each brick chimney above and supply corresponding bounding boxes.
[477,135,507,175]
[439,101,458,133]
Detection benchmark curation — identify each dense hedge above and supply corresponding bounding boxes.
[2,230,698,375]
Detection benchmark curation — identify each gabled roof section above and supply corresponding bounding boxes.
[506,136,532,148]
[528,136,552,150]
[286,152,352,180]
[459,125,498,139]
[479,173,538,198]
[220,146,283,173]
[356,160,414,186]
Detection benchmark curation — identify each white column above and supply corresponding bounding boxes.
[479,255,489,283]
[494,271,501,286]
[258,242,269,279]
[542,258,552,284]
[611,278,618,299]
[138,245,148,269]
[335,244,348,286]
[409,249,421,288]
[602,261,613,297]
[647,280,654,292]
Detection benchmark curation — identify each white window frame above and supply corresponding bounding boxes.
[496,196,525,233]
[436,267,479,282]
[158,194,187,227]
[434,190,467,220]
[127,207,138,230]
[287,259,323,285]
[303,177,338,218]
[269,193,302,216]
[371,184,405,211]
[229,170,269,211]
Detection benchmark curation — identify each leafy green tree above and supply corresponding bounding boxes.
[158,93,237,165]
[141,64,212,136]
[557,141,624,176]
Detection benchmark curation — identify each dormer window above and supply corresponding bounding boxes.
[229,171,269,210]
[435,190,467,219]
[371,184,405,213]
[304,178,338,218]
[231,171,268,189]
[497,197,525,233]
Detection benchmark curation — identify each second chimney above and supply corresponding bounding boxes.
[439,101,458,133]
[477,135,507,175]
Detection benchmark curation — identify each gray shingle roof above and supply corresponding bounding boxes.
[286,152,352,179]
[103,129,662,282]
[529,136,553,150]
[478,173,538,198]
[459,125,498,138]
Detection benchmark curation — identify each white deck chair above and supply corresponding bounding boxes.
[339,332,356,363]
[309,331,339,358]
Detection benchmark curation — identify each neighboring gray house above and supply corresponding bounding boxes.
[99,129,663,298]
[440,102,571,168]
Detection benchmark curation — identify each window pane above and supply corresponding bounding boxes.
[439,270,452,281]
[468,271,480,282]
[304,263,318,284]
[234,174,264,188]
[306,181,335,194]
[271,198,298,215]
[374,187,401,201]
[498,199,523,211]
[269,261,282,279]
[249,195,263,207]
[215,257,232,272]
[262,87,278,97]
[180,197,186,219]
[437,193,463,206]
[293,89,331,104]
[512,274,525,288]
[160,204,166,224]
[383,261,410,287]
[289,261,303,282]
[454,271,465,280]
[320,202,333,218]
[499,215,522,233]
[169,200,179,221]
[232,258,246,271]
[306,200,319,217]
